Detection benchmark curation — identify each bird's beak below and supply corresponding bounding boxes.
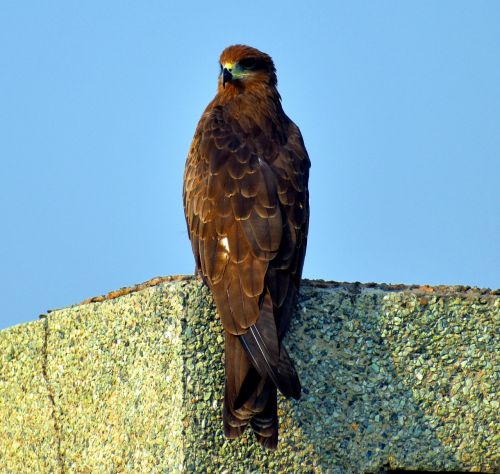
[222,68,233,88]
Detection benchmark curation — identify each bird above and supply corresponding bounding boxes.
[183,44,310,449]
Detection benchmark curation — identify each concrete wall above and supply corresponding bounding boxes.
[0,276,498,473]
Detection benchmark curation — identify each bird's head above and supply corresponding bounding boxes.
[218,45,277,92]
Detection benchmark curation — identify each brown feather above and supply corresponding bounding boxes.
[183,44,310,449]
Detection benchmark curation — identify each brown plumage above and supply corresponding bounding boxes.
[183,44,310,449]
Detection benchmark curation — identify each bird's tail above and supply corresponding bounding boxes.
[223,333,278,448]
[223,291,301,448]
[250,381,278,449]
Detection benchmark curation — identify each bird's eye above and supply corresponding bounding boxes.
[239,57,257,69]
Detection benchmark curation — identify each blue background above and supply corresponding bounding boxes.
[1,1,499,329]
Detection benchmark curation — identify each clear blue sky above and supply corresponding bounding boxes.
[1,1,499,330]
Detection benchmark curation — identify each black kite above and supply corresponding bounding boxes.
[183,44,310,448]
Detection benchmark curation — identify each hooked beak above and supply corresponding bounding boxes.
[222,68,232,88]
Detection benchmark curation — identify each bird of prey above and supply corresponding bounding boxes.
[183,44,310,449]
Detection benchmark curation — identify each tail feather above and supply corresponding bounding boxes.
[240,290,300,399]
[277,345,301,400]
[234,366,260,410]
[224,333,266,437]
[252,383,278,449]
[223,289,301,449]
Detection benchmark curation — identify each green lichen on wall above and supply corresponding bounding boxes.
[0,277,498,473]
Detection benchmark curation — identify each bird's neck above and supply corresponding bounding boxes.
[214,83,287,131]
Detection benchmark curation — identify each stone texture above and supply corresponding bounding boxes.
[0,276,498,473]
[0,320,60,473]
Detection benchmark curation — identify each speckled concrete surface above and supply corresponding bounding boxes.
[0,320,60,473]
[0,277,498,473]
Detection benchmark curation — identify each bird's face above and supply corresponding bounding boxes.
[219,58,262,88]
[218,45,277,91]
